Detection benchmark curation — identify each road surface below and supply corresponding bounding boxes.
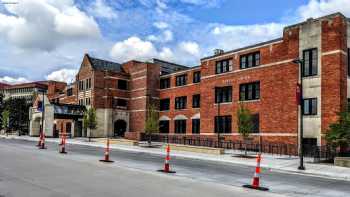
[0,138,349,197]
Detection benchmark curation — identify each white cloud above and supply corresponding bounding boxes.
[297,0,350,20]
[208,23,284,51]
[0,76,29,84]
[147,30,173,43]
[0,0,100,51]
[88,0,117,19]
[110,36,158,62]
[46,68,77,83]
[178,41,200,57]
[153,21,169,29]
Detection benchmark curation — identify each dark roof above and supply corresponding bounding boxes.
[86,54,123,72]
[201,38,283,61]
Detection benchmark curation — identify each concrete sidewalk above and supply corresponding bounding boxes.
[2,135,350,181]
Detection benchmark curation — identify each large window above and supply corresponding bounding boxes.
[216,59,233,74]
[175,96,187,109]
[175,120,186,133]
[85,98,91,105]
[67,88,73,96]
[240,52,260,69]
[303,98,317,115]
[240,82,260,101]
[79,80,84,91]
[192,94,200,108]
[160,98,170,111]
[160,78,170,89]
[303,48,318,77]
[159,120,169,133]
[85,78,91,90]
[192,119,200,134]
[193,71,201,83]
[117,79,128,90]
[215,86,232,103]
[215,115,232,133]
[176,74,187,86]
[113,98,128,108]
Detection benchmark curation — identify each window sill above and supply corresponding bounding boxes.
[239,99,260,103]
[175,109,188,111]
[302,75,320,79]
[214,102,232,105]
[160,110,170,112]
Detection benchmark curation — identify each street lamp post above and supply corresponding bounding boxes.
[293,59,305,171]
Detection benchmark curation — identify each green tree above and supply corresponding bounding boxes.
[237,103,253,156]
[83,107,97,142]
[4,97,30,135]
[144,103,159,146]
[1,110,10,135]
[326,111,350,154]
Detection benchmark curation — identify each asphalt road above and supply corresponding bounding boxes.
[0,138,349,197]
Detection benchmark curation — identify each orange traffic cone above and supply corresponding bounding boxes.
[99,138,114,163]
[158,144,176,173]
[243,153,269,191]
[39,132,46,149]
[59,133,67,154]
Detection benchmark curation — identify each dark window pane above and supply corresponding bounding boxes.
[159,120,169,133]
[239,82,260,101]
[240,52,260,69]
[192,119,200,134]
[160,99,170,111]
[160,78,170,89]
[117,80,128,90]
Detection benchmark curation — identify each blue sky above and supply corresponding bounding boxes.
[0,0,349,83]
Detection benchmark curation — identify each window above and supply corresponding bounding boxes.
[240,52,260,69]
[303,48,318,77]
[117,80,128,90]
[251,114,260,133]
[79,99,84,106]
[79,80,84,91]
[176,74,187,86]
[85,98,91,105]
[175,120,186,133]
[192,94,200,108]
[303,98,317,115]
[175,96,187,109]
[193,71,201,83]
[160,78,170,89]
[160,98,170,111]
[215,86,232,103]
[113,98,128,108]
[192,119,200,134]
[216,59,233,74]
[240,82,260,101]
[215,116,232,133]
[85,78,91,90]
[348,98,350,112]
[67,88,73,96]
[159,120,169,133]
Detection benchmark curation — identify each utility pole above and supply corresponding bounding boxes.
[293,59,305,171]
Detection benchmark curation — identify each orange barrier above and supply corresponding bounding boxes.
[36,131,42,147]
[59,133,67,154]
[243,153,269,191]
[99,138,114,163]
[158,144,176,173]
[39,132,46,149]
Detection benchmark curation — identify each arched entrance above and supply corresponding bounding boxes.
[114,120,127,137]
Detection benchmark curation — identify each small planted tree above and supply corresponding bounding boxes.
[237,103,253,156]
[145,103,159,147]
[1,110,10,136]
[326,111,350,155]
[83,108,97,142]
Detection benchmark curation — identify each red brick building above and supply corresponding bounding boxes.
[35,13,350,147]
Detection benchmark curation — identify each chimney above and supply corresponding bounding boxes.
[214,49,224,55]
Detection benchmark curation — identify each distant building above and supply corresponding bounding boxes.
[0,81,66,103]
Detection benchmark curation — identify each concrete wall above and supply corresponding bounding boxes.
[298,19,322,145]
